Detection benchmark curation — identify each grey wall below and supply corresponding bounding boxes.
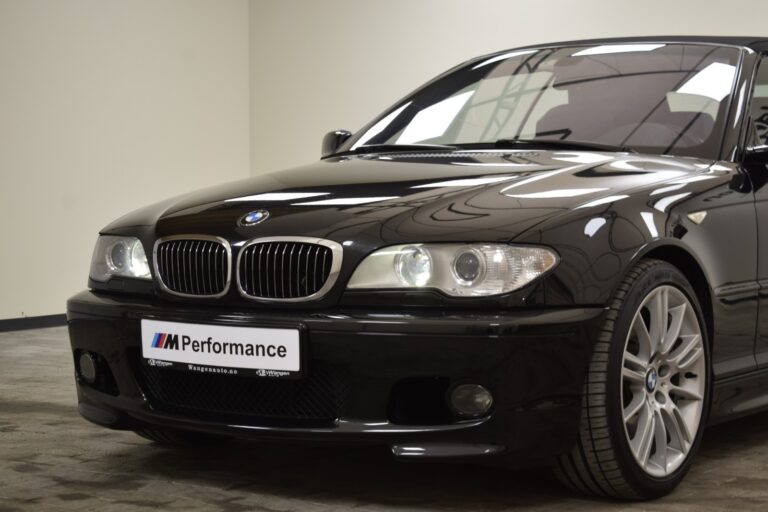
[0,0,250,319]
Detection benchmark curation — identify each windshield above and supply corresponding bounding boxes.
[340,43,741,159]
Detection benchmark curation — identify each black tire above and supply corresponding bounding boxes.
[134,428,232,447]
[555,259,711,500]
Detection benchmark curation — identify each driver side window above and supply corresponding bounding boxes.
[752,57,768,146]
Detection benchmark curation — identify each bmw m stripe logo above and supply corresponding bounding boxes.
[151,332,179,350]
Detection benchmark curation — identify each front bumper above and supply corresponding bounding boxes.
[67,290,604,465]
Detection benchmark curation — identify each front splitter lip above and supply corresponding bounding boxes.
[79,385,490,438]
[81,396,506,461]
[79,389,506,460]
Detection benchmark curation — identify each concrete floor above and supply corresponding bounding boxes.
[2,327,768,511]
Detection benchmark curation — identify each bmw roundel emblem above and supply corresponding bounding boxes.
[646,369,658,392]
[239,209,270,226]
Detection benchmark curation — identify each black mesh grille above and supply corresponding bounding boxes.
[155,239,229,296]
[239,241,333,299]
[134,356,348,427]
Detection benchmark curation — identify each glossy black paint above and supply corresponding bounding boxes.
[68,37,768,460]
[747,54,768,371]
[98,151,757,344]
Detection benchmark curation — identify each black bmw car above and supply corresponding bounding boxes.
[68,36,768,500]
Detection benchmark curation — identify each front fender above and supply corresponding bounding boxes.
[514,165,753,308]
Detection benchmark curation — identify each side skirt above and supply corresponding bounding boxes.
[709,366,768,425]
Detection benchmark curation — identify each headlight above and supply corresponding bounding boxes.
[347,243,558,297]
[395,245,433,286]
[89,236,151,282]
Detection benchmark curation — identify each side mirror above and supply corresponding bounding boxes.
[742,145,768,189]
[745,145,768,170]
[322,130,352,158]
[746,145,768,160]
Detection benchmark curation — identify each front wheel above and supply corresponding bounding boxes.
[555,259,710,500]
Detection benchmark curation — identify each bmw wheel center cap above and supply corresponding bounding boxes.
[646,369,658,392]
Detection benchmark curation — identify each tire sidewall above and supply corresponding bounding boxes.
[606,262,711,498]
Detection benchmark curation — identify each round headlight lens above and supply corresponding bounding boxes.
[106,241,129,272]
[453,249,484,284]
[130,241,150,277]
[395,245,432,286]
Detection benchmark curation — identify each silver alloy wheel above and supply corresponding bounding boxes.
[621,285,706,478]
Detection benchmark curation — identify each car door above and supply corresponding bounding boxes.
[748,53,768,366]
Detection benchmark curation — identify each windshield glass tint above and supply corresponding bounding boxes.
[342,44,741,159]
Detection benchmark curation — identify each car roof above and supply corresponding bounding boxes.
[510,35,768,51]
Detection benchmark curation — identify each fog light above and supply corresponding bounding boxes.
[78,352,98,384]
[449,384,493,417]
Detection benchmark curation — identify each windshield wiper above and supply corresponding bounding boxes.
[338,143,459,156]
[336,139,636,157]
[493,138,637,154]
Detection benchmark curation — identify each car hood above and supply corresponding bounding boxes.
[105,150,713,244]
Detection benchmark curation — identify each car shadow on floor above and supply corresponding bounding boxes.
[116,409,768,509]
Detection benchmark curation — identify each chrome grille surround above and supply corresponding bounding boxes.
[236,237,343,302]
[153,235,232,298]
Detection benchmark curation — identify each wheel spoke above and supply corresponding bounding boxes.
[648,288,668,356]
[673,404,692,445]
[652,408,668,470]
[662,303,686,354]
[633,319,654,360]
[679,347,704,370]
[663,402,692,450]
[624,351,647,370]
[623,365,646,385]
[668,384,702,402]
[671,334,703,369]
[632,402,655,466]
[624,394,646,421]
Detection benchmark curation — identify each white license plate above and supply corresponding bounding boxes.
[140,319,301,378]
